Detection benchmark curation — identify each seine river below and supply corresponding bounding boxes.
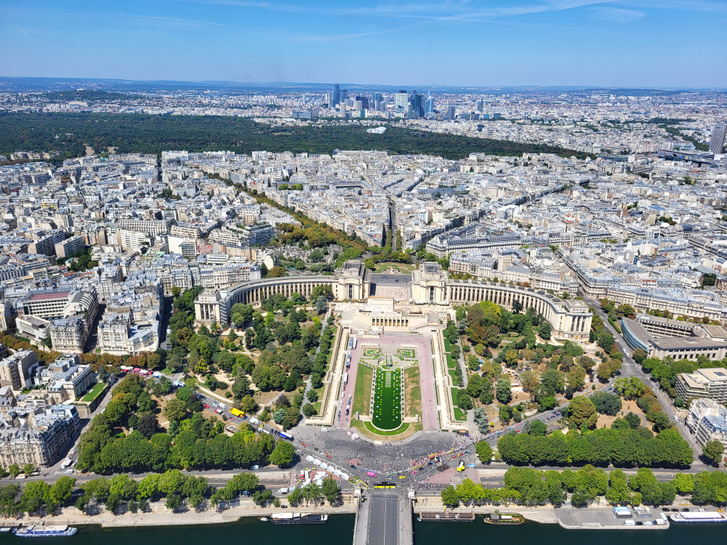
[1,516,725,544]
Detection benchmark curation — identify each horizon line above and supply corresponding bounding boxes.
[1,76,726,92]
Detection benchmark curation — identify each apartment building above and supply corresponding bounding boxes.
[54,235,85,259]
[97,310,159,355]
[676,368,727,404]
[0,404,81,468]
[685,398,727,450]
[116,219,172,236]
[42,355,95,404]
[0,350,38,391]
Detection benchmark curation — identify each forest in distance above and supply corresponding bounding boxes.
[0,112,593,162]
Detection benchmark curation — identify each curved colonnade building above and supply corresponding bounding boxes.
[194,260,592,341]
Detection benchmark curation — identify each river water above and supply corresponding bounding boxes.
[0,516,724,544]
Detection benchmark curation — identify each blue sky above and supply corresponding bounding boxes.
[1,1,725,87]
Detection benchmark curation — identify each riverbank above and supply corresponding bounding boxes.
[413,494,559,524]
[0,494,358,529]
[412,495,727,530]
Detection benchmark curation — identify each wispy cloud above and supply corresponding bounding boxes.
[120,14,241,31]
[182,0,620,23]
[591,6,646,22]
[630,0,727,14]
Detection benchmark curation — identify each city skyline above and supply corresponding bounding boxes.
[1,1,726,88]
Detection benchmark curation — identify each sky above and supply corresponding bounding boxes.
[1,0,726,88]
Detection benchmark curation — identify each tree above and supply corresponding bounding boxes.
[302,403,318,417]
[596,330,615,353]
[163,398,187,422]
[625,412,641,429]
[499,404,512,424]
[47,476,76,512]
[473,407,490,434]
[231,303,254,328]
[321,477,341,505]
[475,441,493,464]
[702,440,724,467]
[441,485,460,508]
[632,348,647,364]
[232,376,252,399]
[541,369,565,396]
[569,396,598,429]
[590,392,622,416]
[671,473,694,495]
[571,487,592,507]
[458,390,473,411]
[650,411,672,433]
[136,413,159,439]
[527,420,547,436]
[9,464,20,478]
[538,321,551,340]
[315,296,328,314]
[614,377,646,400]
[496,377,511,404]
[266,266,285,278]
[20,481,50,514]
[269,440,296,467]
[273,408,286,425]
[567,367,587,391]
[147,353,162,370]
[22,464,35,476]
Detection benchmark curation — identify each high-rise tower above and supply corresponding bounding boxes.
[424,91,435,116]
[332,84,341,107]
[710,122,727,155]
[394,90,409,113]
[410,91,424,118]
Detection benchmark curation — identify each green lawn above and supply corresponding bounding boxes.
[81,382,106,402]
[404,366,421,418]
[450,388,468,421]
[363,420,409,436]
[446,353,458,368]
[373,262,416,274]
[451,387,459,406]
[372,368,402,430]
[444,338,452,353]
[352,364,373,416]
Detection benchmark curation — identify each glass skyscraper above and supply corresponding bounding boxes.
[425,92,435,116]
[332,84,341,107]
[710,122,726,155]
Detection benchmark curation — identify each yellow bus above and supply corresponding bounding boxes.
[230,408,244,418]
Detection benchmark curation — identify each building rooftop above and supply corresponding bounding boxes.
[28,291,69,301]
[370,273,412,287]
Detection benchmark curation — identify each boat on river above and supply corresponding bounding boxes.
[270,513,329,524]
[483,513,524,525]
[13,525,78,537]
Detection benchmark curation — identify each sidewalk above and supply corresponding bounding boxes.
[0,495,358,529]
